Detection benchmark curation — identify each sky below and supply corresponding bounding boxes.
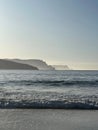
[0,0,98,70]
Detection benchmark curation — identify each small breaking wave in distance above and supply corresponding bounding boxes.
[1,80,98,87]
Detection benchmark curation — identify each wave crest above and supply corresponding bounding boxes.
[0,80,98,87]
[0,98,98,109]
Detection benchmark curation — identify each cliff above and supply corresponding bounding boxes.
[9,59,55,70]
[0,59,38,70]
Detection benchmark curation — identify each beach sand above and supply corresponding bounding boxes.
[0,109,98,130]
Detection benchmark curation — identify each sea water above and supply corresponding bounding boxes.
[0,70,98,109]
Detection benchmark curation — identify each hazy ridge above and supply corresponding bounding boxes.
[52,65,70,70]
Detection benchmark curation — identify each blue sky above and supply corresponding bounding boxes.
[0,0,98,69]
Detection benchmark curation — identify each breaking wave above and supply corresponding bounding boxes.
[0,80,98,87]
[0,96,98,109]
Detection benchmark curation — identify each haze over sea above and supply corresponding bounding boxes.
[0,70,98,109]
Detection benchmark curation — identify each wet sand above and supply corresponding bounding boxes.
[0,109,98,130]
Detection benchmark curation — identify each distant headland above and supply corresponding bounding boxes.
[0,59,38,70]
[0,59,70,70]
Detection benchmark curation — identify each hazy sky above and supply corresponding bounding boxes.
[0,0,98,69]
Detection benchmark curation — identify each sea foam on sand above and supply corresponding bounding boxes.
[0,109,98,130]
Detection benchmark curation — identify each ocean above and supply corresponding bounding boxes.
[0,70,98,109]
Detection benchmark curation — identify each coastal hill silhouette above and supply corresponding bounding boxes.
[0,59,38,70]
[9,59,55,70]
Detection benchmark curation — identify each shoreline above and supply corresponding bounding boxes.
[0,109,98,130]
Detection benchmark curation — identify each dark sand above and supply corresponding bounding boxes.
[0,109,98,130]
